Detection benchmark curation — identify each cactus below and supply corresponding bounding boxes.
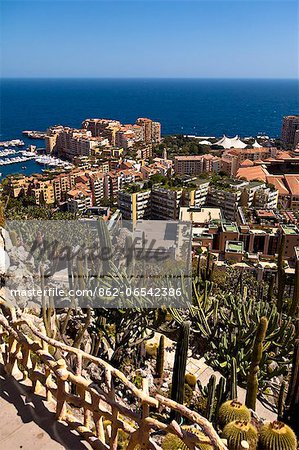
[259,421,297,450]
[162,426,212,450]
[155,335,165,378]
[289,257,299,318]
[124,234,134,277]
[97,217,113,274]
[170,321,190,421]
[283,340,299,432]
[277,381,286,421]
[245,316,268,411]
[145,341,158,357]
[277,234,286,314]
[222,420,258,450]
[218,400,251,428]
[185,372,197,389]
[214,377,226,425]
[229,357,238,401]
[267,273,275,303]
[196,246,203,278]
[205,374,216,422]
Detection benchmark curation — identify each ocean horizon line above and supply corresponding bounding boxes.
[1,76,298,81]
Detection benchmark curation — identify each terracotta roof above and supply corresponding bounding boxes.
[240,159,254,167]
[236,166,268,182]
[284,175,299,196]
[266,176,290,196]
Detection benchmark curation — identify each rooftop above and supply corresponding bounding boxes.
[222,222,239,233]
[225,240,244,253]
[180,207,222,224]
[281,224,299,235]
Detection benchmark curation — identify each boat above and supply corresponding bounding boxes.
[22,166,27,170]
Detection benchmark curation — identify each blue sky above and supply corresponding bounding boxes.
[1,0,298,78]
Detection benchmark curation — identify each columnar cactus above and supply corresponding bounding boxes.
[125,234,134,277]
[170,321,190,421]
[283,339,299,433]
[97,217,113,274]
[259,421,297,450]
[267,273,275,303]
[289,257,299,318]
[155,335,165,378]
[205,374,216,422]
[245,316,268,411]
[230,357,238,401]
[277,234,286,314]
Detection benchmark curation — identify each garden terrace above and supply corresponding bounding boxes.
[0,309,227,450]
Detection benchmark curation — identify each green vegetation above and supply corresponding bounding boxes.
[154,134,216,159]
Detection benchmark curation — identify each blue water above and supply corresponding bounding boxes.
[0,78,298,178]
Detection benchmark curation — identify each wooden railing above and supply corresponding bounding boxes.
[0,310,227,450]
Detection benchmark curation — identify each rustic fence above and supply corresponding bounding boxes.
[0,310,227,450]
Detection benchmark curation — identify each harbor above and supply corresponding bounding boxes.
[0,140,74,178]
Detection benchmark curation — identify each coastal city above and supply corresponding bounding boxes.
[2,114,299,275]
[1,0,298,448]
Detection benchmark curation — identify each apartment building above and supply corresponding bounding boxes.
[52,172,77,203]
[88,172,105,206]
[82,119,121,145]
[67,184,92,214]
[181,181,210,207]
[221,147,275,176]
[4,175,30,198]
[208,184,243,220]
[46,126,105,160]
[281,224,299,259]
[282,115,299,147]
[151,186,183,220]
[240,181,278,210]
[118,188,151,221]
[174,154,221,175]
[136,118,161,144]
[29,179,55,205]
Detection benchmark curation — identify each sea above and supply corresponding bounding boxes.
[0,78,298,178]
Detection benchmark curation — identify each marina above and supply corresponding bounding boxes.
[0,142,74,177]
[0,139,25,147]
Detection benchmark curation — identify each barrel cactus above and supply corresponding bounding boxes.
[185,372,197,389]
[218,400,251,428]
[259,421,297,450]
[145,341,158,357]
[222,420,258,450]
[162,426,212,450]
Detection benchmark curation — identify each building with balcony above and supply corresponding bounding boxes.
[282,115,299,147]
[118,188,151,221]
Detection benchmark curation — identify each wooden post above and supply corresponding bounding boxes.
[140,378,151,449]
[106,369,118,450]
[55,360,69,421]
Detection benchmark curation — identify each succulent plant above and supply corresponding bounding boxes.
[222,420,258,450]
[185,372,197,389]
[259,421,297,450]
[218,400,251,428]
[246,316,268,411]
[162,426,212,450]
[171,321,190,421]
[155,335,165,378]
[145,341,158,357]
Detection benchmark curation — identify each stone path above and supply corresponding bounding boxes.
[0,365,91,450]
